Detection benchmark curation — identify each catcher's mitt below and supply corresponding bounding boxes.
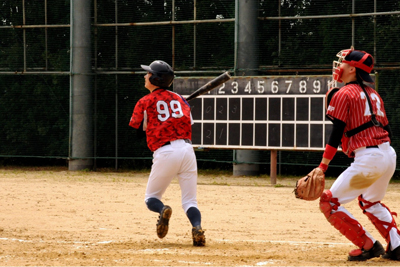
[294,167,325,201]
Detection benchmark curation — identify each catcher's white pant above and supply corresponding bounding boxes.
[145,139,198,213]
[330,142,400,249]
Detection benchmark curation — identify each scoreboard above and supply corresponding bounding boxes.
[173,75,339,151]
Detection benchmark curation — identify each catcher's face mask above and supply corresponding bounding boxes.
[333,47,374,84]
[332,48,353,83]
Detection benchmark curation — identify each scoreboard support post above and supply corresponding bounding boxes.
[270,150,277,185]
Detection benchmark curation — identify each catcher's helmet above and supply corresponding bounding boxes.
[141,60,174,88]
[333,47,374,84]
[343,50,374,84]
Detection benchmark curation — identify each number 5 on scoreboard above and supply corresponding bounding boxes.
[257,80,265,93]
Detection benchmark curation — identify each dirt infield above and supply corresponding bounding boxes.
[1,167,400,266]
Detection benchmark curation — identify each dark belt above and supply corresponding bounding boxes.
[161,139,192,147]
[366,145,379,149]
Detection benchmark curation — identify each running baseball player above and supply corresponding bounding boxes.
[129,60,205,246]
[315,48,400,261]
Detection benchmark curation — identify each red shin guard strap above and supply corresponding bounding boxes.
[358,195,400,245]
[359,196,398,217]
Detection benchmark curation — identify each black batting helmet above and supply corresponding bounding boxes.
[141,60,174,88]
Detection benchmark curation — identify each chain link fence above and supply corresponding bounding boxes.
[1,0,400,176]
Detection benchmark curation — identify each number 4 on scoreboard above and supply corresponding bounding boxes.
[244,81,252,93]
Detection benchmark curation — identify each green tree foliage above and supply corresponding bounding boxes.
[0,75,69,156]
[0,1,70,157]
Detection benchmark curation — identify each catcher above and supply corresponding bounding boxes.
[294,48,400,261]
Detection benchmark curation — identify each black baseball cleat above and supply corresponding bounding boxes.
[192,225,206,246]
[156,205,172,239]
[348,241,385,261]
[382,245,400,260]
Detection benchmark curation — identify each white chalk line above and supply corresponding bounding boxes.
[0,237,113,246]
[0,237,29,243]
[152,259,212,265]
[0,236,356,247]
[215,238,354,246]
[0,237,368,266]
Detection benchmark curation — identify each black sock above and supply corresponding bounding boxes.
[186,207,201,227]
[145,198,164,213]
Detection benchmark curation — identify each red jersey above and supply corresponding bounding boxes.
[326,83,390,157]
[129,88,192,152]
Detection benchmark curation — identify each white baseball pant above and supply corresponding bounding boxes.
[144,139,198,213]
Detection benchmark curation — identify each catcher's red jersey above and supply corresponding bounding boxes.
[326,83,390,157]
[129,89,192,152]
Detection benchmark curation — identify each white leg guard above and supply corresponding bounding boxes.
[358,195,400,251]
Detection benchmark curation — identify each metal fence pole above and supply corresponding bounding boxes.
[233,0,260,176]
[69,0,94,171]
